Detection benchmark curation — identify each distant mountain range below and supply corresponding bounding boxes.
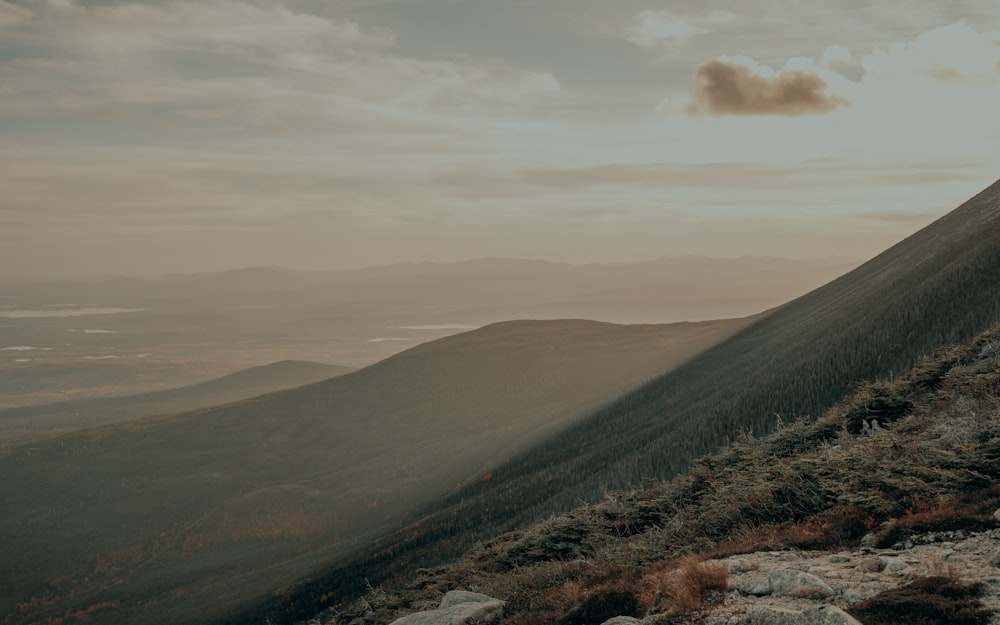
[4,255,858,324]
[0,254,856,409]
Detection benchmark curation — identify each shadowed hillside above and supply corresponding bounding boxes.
[310,323,1000,625]
[0,318,748,625]
[0,360,353,442]
[263,178,1000,624]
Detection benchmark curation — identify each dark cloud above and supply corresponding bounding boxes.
[687,59,849,116]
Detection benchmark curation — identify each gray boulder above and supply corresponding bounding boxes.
[738,605,862,625]
[719,557,759,574]
[859,556,884,572]
[989,548,1000,568]
[438,591,496,609]
[389,590,505,625]
[802,606,864,625]
[879,556,909,572]
[600,618,641,625]
[735,569,835,599]
[737,606,803,625]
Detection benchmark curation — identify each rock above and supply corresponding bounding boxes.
[721,557,759,573]
[737,606,804,625]
[438,591,495,609]
[859,556,885,572]
[389,592,505,625]
[600,618,641,625]
[880,556,909,572]
[841,587,863,603]
[736,605,862,625]
[736,569,835,599]
[828,553,850,564]
[992,508,1000,522]
[801,606,864,625]
[989,549,1000,567]
[940,548,955,560]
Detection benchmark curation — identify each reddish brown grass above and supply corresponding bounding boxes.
[875,492,999,548]
[638,556,728,615]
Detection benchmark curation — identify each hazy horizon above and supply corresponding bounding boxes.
[0,252,863,284]
[2,1,999,280]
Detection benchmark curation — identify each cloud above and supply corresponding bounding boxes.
[862,21,1000,82]
[621,10,734,50]
[687,57,849,117]
[0,0,29,25]
[15,0,394,58]
[818,45,852,68]
[0,0,559,125]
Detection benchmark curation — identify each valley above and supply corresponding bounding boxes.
[0,316,750,625]
[0,257,854,409]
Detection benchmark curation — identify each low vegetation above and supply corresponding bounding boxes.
[848,576,991,625]
[305,322,1000,625]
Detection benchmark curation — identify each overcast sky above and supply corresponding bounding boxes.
[2,0,999,279]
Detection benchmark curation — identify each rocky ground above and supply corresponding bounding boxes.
[371,525,1000,625]
[702,525,1000,624]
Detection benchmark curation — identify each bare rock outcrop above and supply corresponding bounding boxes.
[733,569,835,599]
[700,528,1000,625]
[388,590,504,625]
[736,605,861,625]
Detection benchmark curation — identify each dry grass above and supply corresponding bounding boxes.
[637,557,727,616]
[875,488,1000,548]
[497,562,642,625]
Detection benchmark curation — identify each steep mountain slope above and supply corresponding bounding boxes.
[0,318,748,625]
[267,179,1000,623]
[0,360,353,441]
[312,323,1000,625]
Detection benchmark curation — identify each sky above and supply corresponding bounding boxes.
[1,0,999,279]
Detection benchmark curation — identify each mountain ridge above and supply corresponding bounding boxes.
[305,320,1000,625]
[262,177,1000,624]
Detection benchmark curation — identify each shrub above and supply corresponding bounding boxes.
[847,576,990,625]
[875,492,1000,548]
[503,563,642,625]
[557,590,639,625]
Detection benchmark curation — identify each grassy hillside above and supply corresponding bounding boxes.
[0,360,352,441]
[0,318,747,625]
[312,322,1000,625]
[262,178,1000,623]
